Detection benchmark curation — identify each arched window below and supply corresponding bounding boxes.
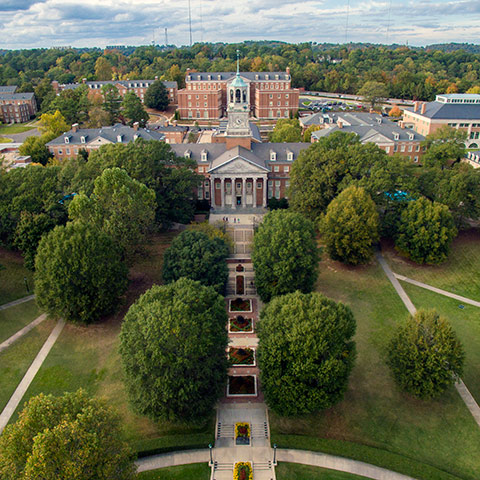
[236,264,245,272]
[243,90,246,103]
[230,90,234,103]
[236,89,241,102]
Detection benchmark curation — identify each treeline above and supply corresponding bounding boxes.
[1,42,480,102]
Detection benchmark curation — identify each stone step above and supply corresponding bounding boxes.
[254,461,273,471]
[213,462,233,471]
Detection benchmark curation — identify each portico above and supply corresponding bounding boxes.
[211,175,268,209]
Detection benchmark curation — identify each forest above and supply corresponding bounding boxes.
[1,41,480,105]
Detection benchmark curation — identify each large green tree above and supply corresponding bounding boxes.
[121,91,149,127]
[357,81,389,108]
[101,84,122,124]
[68,167,156,257]
[34,222,128,323]
[144,80,169,110]
[269,118,302,143]
[252,210,318,302]
[0,390,135,480]
[395,197,457,264]
[163,230,229,294]
[387,309,464,399]
[119,278,229,421]
[321,185,379,265]
[258,291,356,416]
[49,85,90,125]
[422,125,467,168]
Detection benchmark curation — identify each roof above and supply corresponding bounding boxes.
[0,86,17,94]
[436,94,480,103]
[155,125,188,132]
[405,102,480,120]
[252,142,310,163]
[46,123,165,146]
[209,146,269,172]
[216,121,262,143]
[57,79,177,90]
[185,71,291,82]
[169,143,228,161]
[0,92,34,101]
[231,74,247,88]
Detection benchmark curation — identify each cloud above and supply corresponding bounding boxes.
[0,0,45,12]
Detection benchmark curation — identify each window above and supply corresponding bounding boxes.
[414,156,419,163]
[285,166,290,172]
[58,149,63,154]
[201,151,208,161]
[64,136,69,144]
[273,165,280,172]
[270,151,276,161]
[408,145,413,152]
[215,182,221,189]
[66,148,70,155]
[257,181,262,189]
[401,145,405,152]
[198,166,204,173]
[416,145,420,152]
[268,180,273,198]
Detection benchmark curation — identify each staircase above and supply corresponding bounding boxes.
[216,422,234,439]
[251,421,269,439]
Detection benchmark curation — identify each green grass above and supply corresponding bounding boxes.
[269,251,480,480]
[382,229,480,301]
[0,318,55,412]
[0,247,34,304]
[0,136,13,143]
[137,463,210,480]
[276,463,370,480]
[0,124,34,134]
[402,282,480,404]
[0,300,41,343]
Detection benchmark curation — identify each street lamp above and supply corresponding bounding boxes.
[273,443,277,465]
[24,277,29,293]
[208,443,213,465]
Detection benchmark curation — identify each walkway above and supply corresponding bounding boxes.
[136,449,210,473]
[0,313,47,353]
[376,252,480,429]
[393,274,480,308]
[0,319,65,433]
[0,294,36,311]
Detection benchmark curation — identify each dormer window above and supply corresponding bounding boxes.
[275,74,279,80]
[187,75,191,81]
[393,133,400,141]
[81,136,86,144]
[133,134,139,140]
[207,75,211,80]
[265,74,269,80]
[270,150,276,161]
[201,150,208,162]
[376,118,382,124]
[408,133,414,140]
[117,135,123,143]
[217,75,221,80]
[197,75,201,80]
[184,150,191,159]
[64,136,70,144]
[287,151,293,161]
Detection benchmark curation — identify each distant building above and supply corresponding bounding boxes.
[465,150,480,169]
[177,68,299,120]
[0,91,37,123]
[155,124,188,144]
[0,145,31,170]
[52,79,178,106]
[46,123,165,161]
[403,94,480,148]
[307,112,425,161]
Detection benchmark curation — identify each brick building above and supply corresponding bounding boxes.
[403,94,480,148]
[52,79,178,106]
[0,91,37,123]
[177,68,299,120]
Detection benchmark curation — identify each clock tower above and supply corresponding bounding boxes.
[226,50,252,138]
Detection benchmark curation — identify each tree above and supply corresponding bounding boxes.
[269,118,302,143]
[68,167,156,257]
[50,85,90,125]
[258,291,356,416]
[303,124,322,142]
[187,221,233,252]
[34,78,56,113]
[34,222,128,323]
[395,197,457,264]
[389,105,402,117]
[18,135,53,165]
[358,81,389,109]
[144,80,169,111]
[387,309,464,399]
[0,390,135,480]
[39,110,70,137]
[321,186,379,265]
[119,278,228,421]
[94,56,113,81]
[422,125,467,168]
[163,230,229,294]
[101,84,122,124]
[252,210,318,302]
[121,91,149,127]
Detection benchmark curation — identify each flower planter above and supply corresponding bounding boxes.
[229,347,255,366]
[234,461,253,480]
[227,375,257,397]
[235,422,251,445]
[229,298,252,313]
[229,316,253,333]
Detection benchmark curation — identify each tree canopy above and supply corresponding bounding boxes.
[144,79,169,110]
[269,118,302,143]
[121,91,149,127]
[0,389,135,480]
[387,309,465,399]
[258,291,356,416]
[119,278,229,421]
[252,210,318,302]
[34,222,128,323]
[163,229,229,294]
[421,125,467,168]
[357,81,389,108]
[320,185,379,265]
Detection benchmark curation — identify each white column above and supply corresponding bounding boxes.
[232,178,236,210]
[211,176,216,207]
[263,176,267,207]
[220,178,225,208]
[242,178,246,208]
[254,177,258,208]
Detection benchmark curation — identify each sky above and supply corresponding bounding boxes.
[0,0,480,50]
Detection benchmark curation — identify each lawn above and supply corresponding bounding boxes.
[269,252,480,480]
[381,229,480,301]
[0,299,41,343]
[0,136,13,143]
[137,463,210,480]
[276,463,370,480]
[6,233,215,454]
[0,124,35,135]
[402,282,480,404]
[0,247,34,305]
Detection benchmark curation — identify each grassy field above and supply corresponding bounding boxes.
[0,124,35,135]
[269,251,480,480]
[0,247,34,305]
[6,233,215,453]
[382,229,480,301]
[276,463,370,480]
[0,300,41,343]
[138,463,210,480]
[402,282,480,404]
[0,136,13,143]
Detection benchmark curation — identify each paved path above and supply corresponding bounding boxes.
[277,449,417,480]
[135,449,210,473]
[0,313,47,353]
[0,319,65,434]
[0,294,36,311]
[376,252,480,429]
[394,274,480,308]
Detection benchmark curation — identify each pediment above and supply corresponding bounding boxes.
[361,132,392,145]
[88,136,113,146]
[209,156,268,174]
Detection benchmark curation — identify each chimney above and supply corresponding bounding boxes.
[399,121,405,129]
[82,78,87,84]
[286,67,290,74]
[72,123,79,133]
[337,120,343,129]
[421,103,426,114]
[414,101,419,112]
[369,107,374,114]
[51,80,59,93]
[133,122,139,131]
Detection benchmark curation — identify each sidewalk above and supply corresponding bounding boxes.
[135,449,210,473]
[0,313,47,353]
[0,294,35,311]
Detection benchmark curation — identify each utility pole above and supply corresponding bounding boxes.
[188,0,193,47]
[165,27,168,46]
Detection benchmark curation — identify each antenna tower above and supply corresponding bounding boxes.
[165,27,168,46]
[345,0,350,44]
[188,0,193,47]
